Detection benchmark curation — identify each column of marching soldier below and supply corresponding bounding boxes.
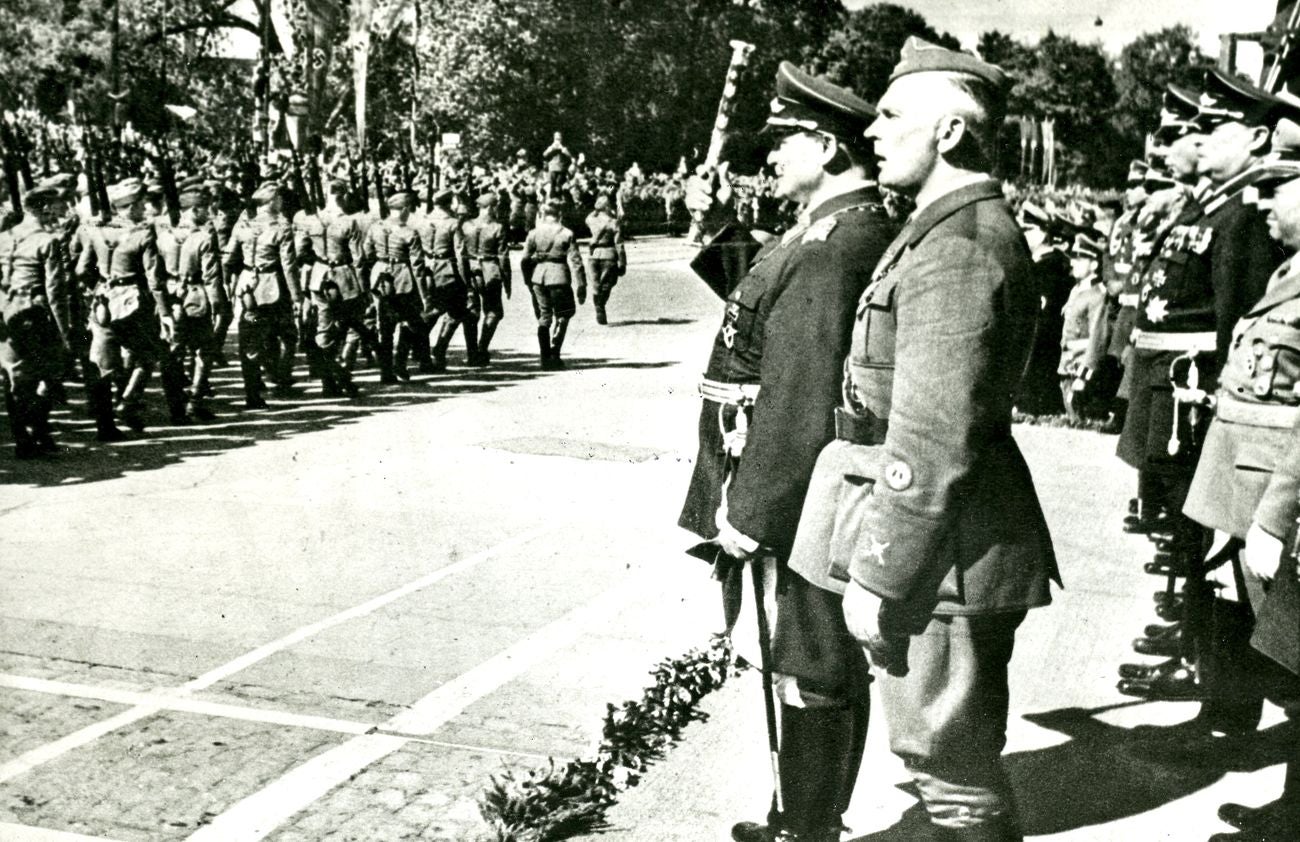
[0,152,628,457]
[679,40,1300,842]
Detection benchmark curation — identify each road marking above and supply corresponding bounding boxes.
[0,674,547,760]
[0,823,127,842]
[0,527,555,784]
[187,577,641,842]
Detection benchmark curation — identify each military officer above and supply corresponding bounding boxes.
[1117,71,1290,719]
[223,181,302,410]
[521,201,586,370]
[364,188,432,382]
[788,39,1058,842]
[1059,233,1107,421]
[76,177,187,437]
[156,176,225,420]
[0,184,71,456]
[584,195,626,325]
[676,61,894,842]
[417,189,479,371]
[461,192,512,365]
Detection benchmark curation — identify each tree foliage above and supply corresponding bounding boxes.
[809,3,960,103]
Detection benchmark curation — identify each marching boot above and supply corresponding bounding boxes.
[461,318,481,366]
[88,379,126,442]
[477,315,500,365]
[536,326,553,368]
[1196,597,1265,737]
[29,390,58,454]
[550,318,569,369]
[1132,623,1183,658]
[161,358,190,424]
[388,332,408,383]
[5,385,38,458]
[432,318,459,369]
[117,367,150,432]
[1118,656,1186,681]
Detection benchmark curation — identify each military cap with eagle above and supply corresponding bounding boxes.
[765,61,876,139]
[1198,68,1289,128]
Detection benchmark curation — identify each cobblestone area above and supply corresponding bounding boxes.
[0,688,130,767]
[199,679,409,725]
[269,740,533,842]
[0,650,185,690]
[0,710,344,840]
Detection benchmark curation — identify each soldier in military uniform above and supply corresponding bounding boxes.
[156,176,225,421]
[76,177,186,437]
[676,62,894,842]
[1117,72,1290,721]
[461,192,512,365]
[295,179,382,398]
[521,201,586,370]
[584,195,625,325]
[0,185,71,456]
[1169,165,1300,842]
[416,189,479,371]
[364,188,432,382]
[784,40,1058,842]
[209,186,241,368]
[1059,233,1107,421]
[222,181,302,410]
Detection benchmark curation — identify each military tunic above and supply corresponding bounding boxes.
[0,217,69,388]
[157,219,224,356]
[584,210,625,316]
[678,186,893,557]
[1117,183,1284,478]
[416,210,471,321]
[77,215,172,374]
[223,213,301,395]
[522,220,586,325]
[462,216,511,319]
[364,216,428,373]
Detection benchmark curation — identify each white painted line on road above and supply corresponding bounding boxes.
[0,823,127,842]
[0,706,158,784]
[0,674,549,760]
[0,527,556,784]
[187,577,643,842]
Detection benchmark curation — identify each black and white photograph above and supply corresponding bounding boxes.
[2,1,1299,840]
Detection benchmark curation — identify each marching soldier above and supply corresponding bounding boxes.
[521,201,586,370]
[156,176,225,420]
[364,188,432,382]
[461,192,512,364]
[223,181,302,410]
[209,185,241,368]
[1116,71,1289,731]
[77,177,187,437]
[296,179,384,397]
[787,40,1058,842]
[677,61,895,842]
[0,184,71,456]
[584,195,625,325]
[417,189,479,371]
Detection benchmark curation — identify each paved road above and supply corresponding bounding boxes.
[0,237,1289,841]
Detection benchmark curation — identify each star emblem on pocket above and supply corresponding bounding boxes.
[866,534,890,566]
[1145,296,1169,324]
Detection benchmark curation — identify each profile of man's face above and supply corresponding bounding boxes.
[1266,178,1300,250]
[766,130,828,204]
[865,74,944,195]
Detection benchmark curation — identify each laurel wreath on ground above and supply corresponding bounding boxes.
[1011,410,1120,434]
[478,634,739,842]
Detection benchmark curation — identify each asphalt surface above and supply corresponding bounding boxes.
[0,236,1291,842]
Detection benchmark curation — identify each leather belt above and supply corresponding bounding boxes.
[1133,329,1216,353]
[1118,293,1140,307]
[535,256,568,263]
[1063,338,1090,352]
[835,407,888,445]
[107,276,142,287]
[699,378,760,406]
[1216,394,1300,429]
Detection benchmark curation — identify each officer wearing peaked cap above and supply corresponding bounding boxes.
[1059,232,1108,421]
[1116,68,1288,720]
[678,59,896,842]
[788,38,1057,841]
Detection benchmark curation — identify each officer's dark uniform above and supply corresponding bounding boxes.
[461,193,512,363]
[223,181,301,409]
[677,62,894,842]
[1116,72,1289,720]
[416,192,478,370]
[0,185,70,455]
[584,199,625,325]
[77,177,188,435]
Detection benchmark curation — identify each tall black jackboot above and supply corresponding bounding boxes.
[88,379,125,442]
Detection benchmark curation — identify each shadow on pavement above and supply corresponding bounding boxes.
[610,318,698,327]
[850,701,1297,840]
[0,349,675,488]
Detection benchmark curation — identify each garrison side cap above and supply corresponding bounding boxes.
[1199,68,1277,127]
[888,36,1009,91]
[387,190,415,209]
[22,184,62,208]
[765,60,877,139]
[251,180,282,204]
[37,172,76,197]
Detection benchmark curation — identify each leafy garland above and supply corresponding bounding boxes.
[479,634,739,842]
